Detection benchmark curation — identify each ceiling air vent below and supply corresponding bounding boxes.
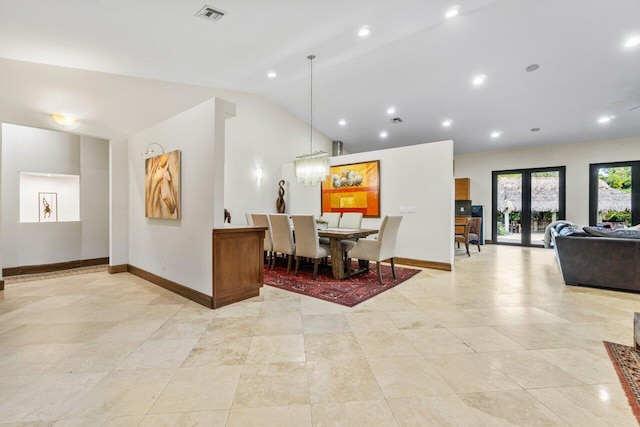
[390,117,403,124]
[195,5,226,21]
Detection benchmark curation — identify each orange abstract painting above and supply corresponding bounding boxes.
[321,160,380,218]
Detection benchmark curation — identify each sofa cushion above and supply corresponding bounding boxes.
[558,225,587,237]
[583,226,640,239]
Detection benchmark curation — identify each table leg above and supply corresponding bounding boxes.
[329,238,347,279]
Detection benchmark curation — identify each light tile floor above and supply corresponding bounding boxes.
[0,245,637,426]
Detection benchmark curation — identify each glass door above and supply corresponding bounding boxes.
[495,173,523,245]
[493,167,565,246]
[590,161,640,226]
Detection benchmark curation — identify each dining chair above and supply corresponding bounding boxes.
[347,215,403,285]
[268,213,296,273]
[320,212,341,228]
[319,212,341,246]
[338,212,364,264]
[338,212,363,229]
[455,217,482,256]
[251,214,273,267]
[291,214,330,279]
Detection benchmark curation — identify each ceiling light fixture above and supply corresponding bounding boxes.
[442,119,453,127]
[597,115,616,124]
[472,74,486,85]
[625,35,640,48]
[490,131,502,138]
[50,114,77,127]
[387,107,396,115]
[445,6,460,19]
[380,131,388,138]
[530,127,541,132]
[358,25,370,38]
[267,71,277,78]
[338,119,346,126]
[294,55,330,186]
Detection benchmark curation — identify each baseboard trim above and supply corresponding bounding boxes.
[108,264,128,274]
[394,257,452,272]
[127,264,212,308]
[2,257,110,277]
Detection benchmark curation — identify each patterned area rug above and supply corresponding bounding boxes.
[604,341,640,422]
[4,265,108,284]
[263,261,420,307]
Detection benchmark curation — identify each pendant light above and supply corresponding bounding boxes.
[294,54,330,185]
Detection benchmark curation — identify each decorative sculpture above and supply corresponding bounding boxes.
[276,180,286,213]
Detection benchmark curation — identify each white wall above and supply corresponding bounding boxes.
[284,140,455,265]
[81,136,109,259]
[454,136,640,237]
[129,98,235,296]
[1,124,109,267]
[222,92,332,224]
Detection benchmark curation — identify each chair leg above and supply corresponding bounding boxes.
[270,252,276,270]
[390,258,396,280]
[477,243,481,253]
[313,259,319,280]
[293,256,299,275]
[465,243,470,256]
[457,242,460,248]
[376,262,383,285]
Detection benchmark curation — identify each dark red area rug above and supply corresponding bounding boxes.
[263,261,420,307]
[604,341,640,422]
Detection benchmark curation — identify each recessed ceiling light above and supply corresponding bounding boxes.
[526,64,540,72]
[624,35,640,48]
[472,74,486,86]
[338,119,346,126]
[445,6,460,19]
[490,131,502,138]
[530,127,541,132]
[380,131,388,138]
[597,115,616,124]
[358,25,370,38]
[267,71,277,78]
[442,119,453,127]
[387,107,396,115]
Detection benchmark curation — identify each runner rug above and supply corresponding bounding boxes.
[263,261,420,307]
[604,341,640,423]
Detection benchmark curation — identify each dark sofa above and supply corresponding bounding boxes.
[552,224,640,292]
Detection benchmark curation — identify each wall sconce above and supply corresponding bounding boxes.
[141,142,165,157]
[50,114,78,127]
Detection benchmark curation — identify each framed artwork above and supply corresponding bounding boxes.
[321,160,380,218]
[145,149,181,219]
[38,192,58,222]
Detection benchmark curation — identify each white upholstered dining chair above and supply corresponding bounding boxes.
[291,215,330,280]
[268,213,295,273]
[347,215,403,285]
[251,213,273,268]
[338,212,363,229]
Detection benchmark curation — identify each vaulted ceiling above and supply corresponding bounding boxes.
[1,0,638,154]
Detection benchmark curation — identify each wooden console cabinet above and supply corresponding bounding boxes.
[212,226,266,309]
[455,178,470,200]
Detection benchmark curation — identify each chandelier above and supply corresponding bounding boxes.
[294,54,330,185]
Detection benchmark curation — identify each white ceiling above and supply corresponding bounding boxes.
[0,0,639,154]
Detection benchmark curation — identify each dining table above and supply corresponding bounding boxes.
[317,228,378,280]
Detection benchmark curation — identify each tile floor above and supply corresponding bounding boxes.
[0,245,637,426]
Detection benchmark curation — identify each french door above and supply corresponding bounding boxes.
[492,167,566,246]
[589,161,640,226]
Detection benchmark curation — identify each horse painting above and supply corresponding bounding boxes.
[145,150,181,219]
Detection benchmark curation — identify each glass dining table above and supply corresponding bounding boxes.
[317,228,378,279]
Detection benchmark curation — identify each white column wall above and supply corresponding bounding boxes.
[128,98,234,296]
